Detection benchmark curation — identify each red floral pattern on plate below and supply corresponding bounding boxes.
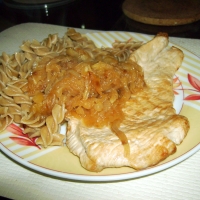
[184,74,200,100]
[173,73,200,101]
[6,124,40,149]
[173,76,182,95]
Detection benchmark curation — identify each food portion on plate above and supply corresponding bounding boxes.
[0,29,189,172]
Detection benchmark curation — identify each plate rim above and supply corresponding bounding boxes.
[1,141,200,182]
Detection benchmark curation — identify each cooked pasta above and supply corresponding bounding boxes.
[36,104,65,147]
[102,39,143,61]
[0,28,143,147]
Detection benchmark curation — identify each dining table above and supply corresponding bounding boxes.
[0,22,200,200]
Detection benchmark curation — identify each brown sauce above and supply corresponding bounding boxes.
[27,54,145,128]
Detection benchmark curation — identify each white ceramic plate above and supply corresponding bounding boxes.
[1,31,200,182]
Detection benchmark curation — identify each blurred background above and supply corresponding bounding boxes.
[0,0,200,38]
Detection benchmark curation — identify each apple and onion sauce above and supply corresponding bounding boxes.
[27,48,145,155]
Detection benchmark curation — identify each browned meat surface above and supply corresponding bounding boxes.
[66,33,190,172]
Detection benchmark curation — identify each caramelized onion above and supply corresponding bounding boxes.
[27,52,145,151]
[110,119,130,158]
